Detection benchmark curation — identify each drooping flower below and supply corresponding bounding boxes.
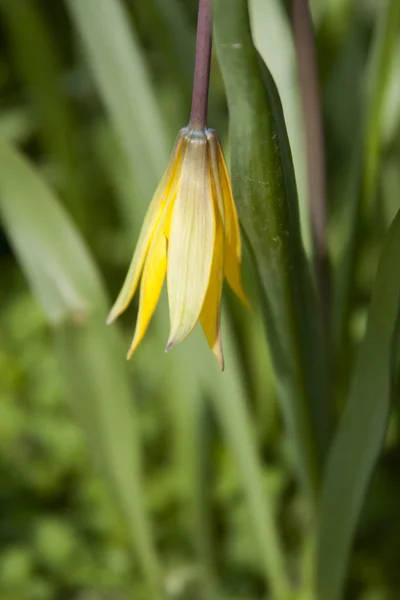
[107,127,248,370]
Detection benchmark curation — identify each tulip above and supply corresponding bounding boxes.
[107,0,248,368]
[107,126,248,369]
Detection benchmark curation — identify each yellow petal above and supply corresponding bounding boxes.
[107,133,185,324]
[166,131,215,350]
[216,141,250,308]
[200,202,224,370]
[127,195,175,358]
[206,130,225,223]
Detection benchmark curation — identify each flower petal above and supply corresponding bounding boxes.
[127,195,175,358]
[216,141,250,307]
[200,202,224,370]
[166,132,215,350]
[107,133,185,324]
[207,130,225,222]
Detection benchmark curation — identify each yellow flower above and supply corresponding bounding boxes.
[107,127,248,370]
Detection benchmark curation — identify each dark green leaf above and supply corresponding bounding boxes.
[317,209,400,600]
[213,0,330,502]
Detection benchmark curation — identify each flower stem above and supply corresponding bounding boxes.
[190,0,212,130]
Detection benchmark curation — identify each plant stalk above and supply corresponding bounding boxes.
[190,0,212,129]
[291,0,330,322]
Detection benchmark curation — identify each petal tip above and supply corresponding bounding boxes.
[106,302,125,325]
[106,312,115,325]
[165,338,176,353]
[228,279,252,310]
[126,335,141,360]
[241,293,252,311]
[166,323,195,354]
[214,340,225,371]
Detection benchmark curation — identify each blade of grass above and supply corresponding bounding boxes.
[185,400,219,599]
[197,318,291,599]
[363,0,400,214]
[317,208,400,600]
[55,315,163,599]
[213,0,330,503]
[334,0,400,370]
[0,141,164,600]
[0,147,102,323]
[382,39,400,145]
[66,0,169,205]
[149,0,195,90]
[0,106,33,144]
[1,0,87,229]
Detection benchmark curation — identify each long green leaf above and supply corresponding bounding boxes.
[0,0,87,228]
[151,0,195,90]
[0,141,164,600]
[66,0,169,204]
[0,144,103,322]
[317,209,400,600]
[201,322,291,599]
[363,0,400,213]
[334,0,400,367]
[249,0,310,252]
[213,0,330,502]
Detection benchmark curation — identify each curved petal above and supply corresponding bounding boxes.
[127,195,175,358]
[166,133,215,350]
[107,134,185,324]
[200,203,224,370]
[216,141,250,308]
[207,130,225,222]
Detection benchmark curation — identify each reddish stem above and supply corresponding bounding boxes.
[189,0,212,130]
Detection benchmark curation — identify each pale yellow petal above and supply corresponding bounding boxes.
[216,141,250,308]
[166,131,215,350]
[107,133,185,324]
[200,205,224,370]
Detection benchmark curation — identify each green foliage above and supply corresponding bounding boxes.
[0,1,400,599]
[213,0,330,505]
[317,210,400,600]
[0,293,136,600]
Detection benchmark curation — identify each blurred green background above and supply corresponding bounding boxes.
[0,1,399,599]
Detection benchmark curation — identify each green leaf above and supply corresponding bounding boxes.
[202,321,291,599]
[55,316,164,600]
[317,209,400,600]
[334,0,400,366]
[0,142,103,323]
[0,0,87,228]
[249,0,310,252]
[363,0,400,212]
[213,0,330,502]
[66,0,169,203]
[0,141,164,600]
[149,0,195,90]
